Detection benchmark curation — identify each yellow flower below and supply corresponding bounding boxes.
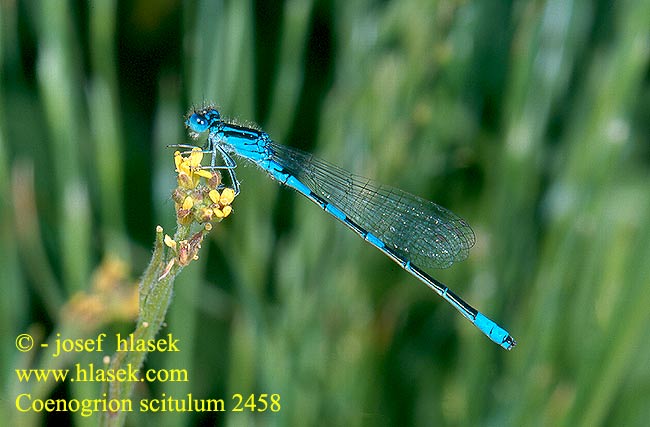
[206,188,235,219]
[174,148,213,189]
[208,189,220,204]
[220,188,236,205]
[214,205,232,218]
[182,196,194,210]
[172,147,237,226]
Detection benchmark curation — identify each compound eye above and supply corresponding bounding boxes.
[186,113,210,133]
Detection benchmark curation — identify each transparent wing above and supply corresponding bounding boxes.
[270,142,475,269]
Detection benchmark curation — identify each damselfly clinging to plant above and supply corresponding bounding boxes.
[172,106,516,350]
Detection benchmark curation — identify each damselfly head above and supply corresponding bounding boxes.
[185,108,221,134]
[185,112,210,133]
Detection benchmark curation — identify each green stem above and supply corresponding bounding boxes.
[99,223,194,427]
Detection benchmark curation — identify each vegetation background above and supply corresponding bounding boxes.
[2,0,649,426]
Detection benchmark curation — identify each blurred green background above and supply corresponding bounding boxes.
[2,0,650,426]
